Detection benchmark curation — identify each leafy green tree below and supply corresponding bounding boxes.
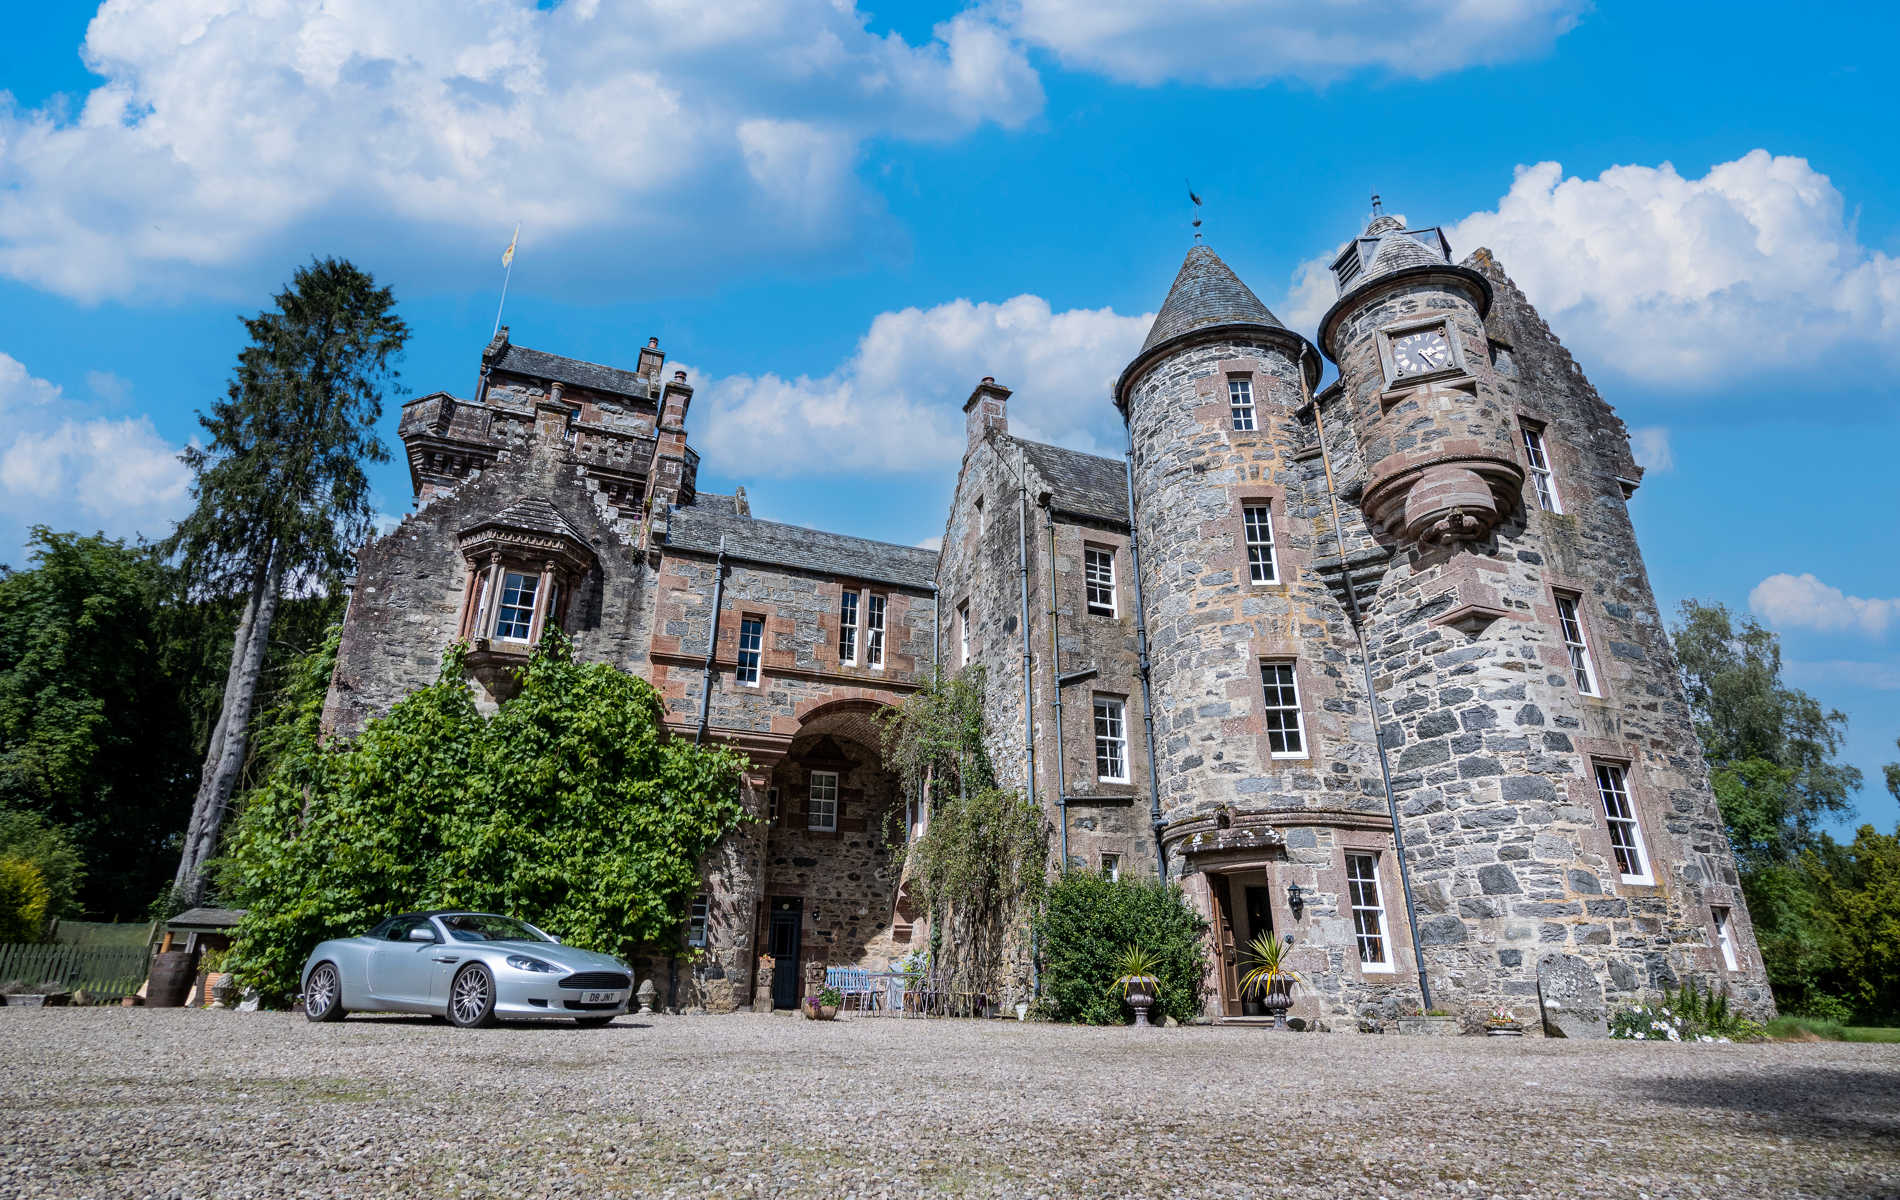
[0,528,195,915]
[218,634,749,1004]
[0,809,84,921]
[0,857,52,943]
[1036,872,1207,1025]
[1802,825,1900,1021]
[168,258,407,905]
[1672,600,1859,866]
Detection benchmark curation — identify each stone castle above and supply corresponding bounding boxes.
[324,205,1773,1026]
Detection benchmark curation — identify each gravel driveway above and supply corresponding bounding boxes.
[2,1008,1895,1199]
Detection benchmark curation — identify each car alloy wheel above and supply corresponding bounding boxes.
[448,964,496,1028]
[305,963,345,1023]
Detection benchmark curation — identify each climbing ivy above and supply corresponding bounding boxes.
[217,632,749,1004]
[878,666,1047,998]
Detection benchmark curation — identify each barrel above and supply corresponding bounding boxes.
[145,950,197,1008]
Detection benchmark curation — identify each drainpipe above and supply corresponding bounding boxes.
[1042,500,1070,872]
[695,537,727,745]
[1122,452,1167,883]
[1017,477,1038,818]
[1301,348,1432,1011]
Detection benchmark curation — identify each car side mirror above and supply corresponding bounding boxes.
[407,927,436,943]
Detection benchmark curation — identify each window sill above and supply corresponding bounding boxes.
[1359,962,1396,975]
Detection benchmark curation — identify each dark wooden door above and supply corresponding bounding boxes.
[1209,874,1240,1016]
[768,898,803,1010]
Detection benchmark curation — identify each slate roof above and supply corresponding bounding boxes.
[1361,231,1447,284]
[491,343,653,400]
[167,907,245,930]
[666,503,937,590]
[1140,244,1285,353]
[1012,437,1129,526]
[463,496,592,547]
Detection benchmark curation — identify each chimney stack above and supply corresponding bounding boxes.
[963,376,1011,450]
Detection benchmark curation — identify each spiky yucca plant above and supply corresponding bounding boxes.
[1238,932,1302,998]
[1108,944,1161,995]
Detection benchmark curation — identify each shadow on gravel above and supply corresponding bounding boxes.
[1639,1068,1900,1139]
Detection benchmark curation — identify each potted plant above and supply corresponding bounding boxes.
[1109,944,1162,1028]
[202,948,238,1008]
[1485,1004,1523,1037]
[1238,933,1303,1031]
[803,985,842,1021]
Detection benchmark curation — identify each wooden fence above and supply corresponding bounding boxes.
[0,942,152,1001]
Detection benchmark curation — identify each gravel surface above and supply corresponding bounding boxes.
[2,1008,1896,1199]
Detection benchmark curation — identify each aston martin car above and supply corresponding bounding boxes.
[300,911,634,1027]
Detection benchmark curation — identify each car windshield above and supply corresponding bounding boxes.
[440,914,551,943]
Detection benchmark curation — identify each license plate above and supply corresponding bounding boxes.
[583,991,621,1005]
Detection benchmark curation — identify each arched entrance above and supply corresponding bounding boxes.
[754,700,907,1009]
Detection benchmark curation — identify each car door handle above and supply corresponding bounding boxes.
[432,956,459,964]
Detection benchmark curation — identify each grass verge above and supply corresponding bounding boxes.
[1765,1016,1900,1043]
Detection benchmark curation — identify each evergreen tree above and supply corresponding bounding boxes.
[166,258,407,906]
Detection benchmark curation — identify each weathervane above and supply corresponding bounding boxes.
[1370,191,1384,219]
[1188,181,1204,242]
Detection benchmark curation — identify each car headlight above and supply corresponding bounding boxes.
[506,955,558,973]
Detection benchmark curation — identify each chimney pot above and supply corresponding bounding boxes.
[648,337,659,348]
[673,370,687,383]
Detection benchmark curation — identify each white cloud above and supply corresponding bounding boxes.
[1750,572,1897,639]
[915,535,943,551]
[0,1,1042,301]
[998,0,1585,86]
[690,294,1151,477]
[1444,152,1900,386]
[1629,426,1673,472]
[0,352,192,561]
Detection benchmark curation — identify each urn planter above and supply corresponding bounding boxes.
[1117,974,1160,1027]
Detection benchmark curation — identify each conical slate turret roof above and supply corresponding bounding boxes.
[1139,244,1284,353]
[1362,230,1446,281]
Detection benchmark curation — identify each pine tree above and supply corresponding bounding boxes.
[166,258,407,906]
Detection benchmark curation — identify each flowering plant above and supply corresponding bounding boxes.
[1484,1004,1520,1029]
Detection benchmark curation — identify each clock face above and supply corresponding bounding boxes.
[1391,327,1452,377]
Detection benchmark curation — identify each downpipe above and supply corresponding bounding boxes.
[1016,478,1037,816]
[1042,499,1070,872]
[695,537,727,745]
[1122,451,1167,883]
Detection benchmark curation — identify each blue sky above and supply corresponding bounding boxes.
[1,1,1894,831]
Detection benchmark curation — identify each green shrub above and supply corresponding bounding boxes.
[0,809,83,921]
[1037,872,1206,1025]
[0,856,52,942]
[1609,978,1764,1042]
[1794,992,1855,1025]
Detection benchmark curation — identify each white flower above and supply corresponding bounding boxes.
[1634,1031,1646,1039]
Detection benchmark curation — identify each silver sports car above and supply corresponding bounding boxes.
[300,911,634,1027]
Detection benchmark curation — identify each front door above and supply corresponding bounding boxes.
[768,898,803,1010]
[1208,875,1240,1017]
[1242,885,1275,1016]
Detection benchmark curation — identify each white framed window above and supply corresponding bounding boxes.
[865,594,886,668]
[1084,546,1117,616]
[1554,593,1600,696]
[838,590,859,664]
[1100,852,1121,882]
[1260,661,1306,757]
[1522,421,1562,513]
[1594,762,1653,884]
[736,616,763,686]
[1345,852,1392,970]
[958,600,971,666]
[1242,504,1278,584]
[808,771,839,832]
[687,895,709,947]
[1228,378,1256,431]
[495,571,539,640]
[1712,906,1739,971]
[1093,696,1129,782]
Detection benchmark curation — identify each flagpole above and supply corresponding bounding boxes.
[493,222,520,337]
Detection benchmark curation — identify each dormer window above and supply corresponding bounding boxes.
[494,572,539,641]
[455,499,595,656]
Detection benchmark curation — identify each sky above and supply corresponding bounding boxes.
[0,1,1894,832]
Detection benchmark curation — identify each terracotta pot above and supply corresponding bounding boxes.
[803,1003,838,1021]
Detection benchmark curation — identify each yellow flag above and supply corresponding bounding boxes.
[501,223,519,269]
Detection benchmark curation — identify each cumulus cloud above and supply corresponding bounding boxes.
[998,0,1585,86]
[691,294,1151,476]
[1629,426,1673,472]
[1444,152,1900,386]
[1750,572,1897,639]
[0,352,192,562]
[0,0,1042,301]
